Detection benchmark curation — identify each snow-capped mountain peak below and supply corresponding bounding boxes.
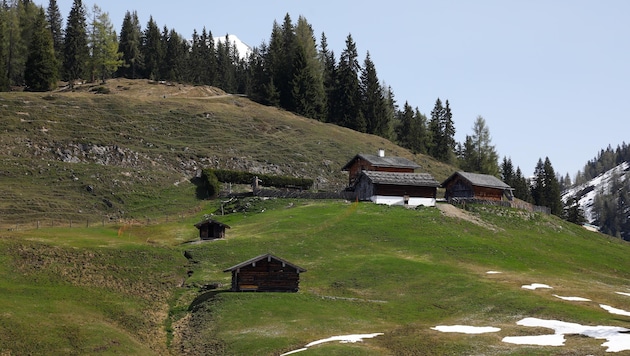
[214,34,252,60]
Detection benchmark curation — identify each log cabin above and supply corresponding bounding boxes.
[442,171,514,201]
[341,149,421,187]
[194,218,231,240]
[223,254,306,292]
[354,171,440,207]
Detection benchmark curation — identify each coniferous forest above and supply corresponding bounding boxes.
[1,0,628,237]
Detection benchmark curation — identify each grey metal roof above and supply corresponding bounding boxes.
[223,253,307,273]
[363,171,440,187]
[342,153,421,171]
[443,171,513,190]
[194,218,231,229]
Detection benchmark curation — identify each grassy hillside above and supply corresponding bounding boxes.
[1,198,629,355]
[0,79,453,228]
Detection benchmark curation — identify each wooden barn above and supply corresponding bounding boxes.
[194,218,230,240]
[442,171,514,201]
[354,171,440,207]
[223,254,306,292]
[341,149,421,187]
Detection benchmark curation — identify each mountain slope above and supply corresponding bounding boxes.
[2,199,629,355]
[0,79,454,226]
[562,161,630,224]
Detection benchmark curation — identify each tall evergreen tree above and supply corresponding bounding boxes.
[62,0,88,85]
[428,98,444,160]
[87,5,121,83]
[360,51,388,136]
[318,32,335,122]
[45,0,62,57]
[24,6,57,91]
[141,16,162,80]
[0,5,8,90]
[513,166,533,202]
[396,102,414,148]
[500,157,515,186]
[291,16,325,120]
[117,10,142,78]
[215,34,236,92]
[532,157,563,215]
[335,33,364,131]
[161,27,188,82]
[409,108,429,154]
[277,13,296,108]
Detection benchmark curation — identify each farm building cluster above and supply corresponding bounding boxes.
[195,149,517,294]
[342,149,514,207]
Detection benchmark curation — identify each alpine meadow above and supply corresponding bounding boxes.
[1,1,630,355]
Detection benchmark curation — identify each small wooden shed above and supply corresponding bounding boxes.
[223,254,306,292]
[442,171,514,201]
[341,150,421,187]
[194,218,230,240]
[354,171,440,206]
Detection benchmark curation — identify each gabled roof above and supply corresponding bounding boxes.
[194,218,231,229]
[362,171,440,187]
[223,254,307,273]
[341,153,421,171]
[442,171,513,190]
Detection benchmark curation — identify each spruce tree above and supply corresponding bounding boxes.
[428,98,444,159]
[319,32,336,122]
[543,157,563,216]
[0,5,8,90]
[409,108,429,154]
[141,16,162,80]
[117,10,142,79]
[45,0,63,57]
[291,16,325,120]
[24,7,57,91]
[63,0,88,85]
[335,33,364,131]
[360,51,388,136]
[513,167,533,202]
[277,13,296,109]
[500,157,515,186]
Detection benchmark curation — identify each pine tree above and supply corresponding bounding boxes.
[563,197,586,225]
[24,6,57,91]
[63,0,88,85]
[335,33,364,131]
[360,51,388,136]
[428,98,444,159]
[141,16,162,80]
[215,34,236,92]
[532,157,563,215]
[0,5,8,90]
[290,16,325,120]
[319,32,335,123]
[396,102,413,148]
[87,5,121,83]
[45,0,63,57]
[500,157,515,186]
[277,13,296,109]
[513,166,533,202]
[161,27,188,82]
[117,10,142,78]
[409,108,429,154]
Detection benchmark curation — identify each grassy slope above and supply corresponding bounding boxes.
[0,79,453,227]
[2,199,629,355]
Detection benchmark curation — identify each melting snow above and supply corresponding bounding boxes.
[280,333,383,355]
[522,283,553,290]
[431,325,501,334]
[502,333,565,346]
[553,294,591,301]
[600,304,630,317]
[616,292,630,297]
[486,271,502,274]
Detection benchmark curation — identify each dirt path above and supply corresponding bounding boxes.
[436,203,500,231]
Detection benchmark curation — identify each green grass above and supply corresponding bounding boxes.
[0,79,454,226]
[2,198,629,354]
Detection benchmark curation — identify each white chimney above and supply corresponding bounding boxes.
[378,149,385,157]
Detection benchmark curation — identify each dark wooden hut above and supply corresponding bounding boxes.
[442,171,514,201]
[354,171,440,206]
[194,218,230,240]
[223,254,306,292]
[341,150,421,187]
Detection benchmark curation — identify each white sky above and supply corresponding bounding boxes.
[37,0,630,177]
